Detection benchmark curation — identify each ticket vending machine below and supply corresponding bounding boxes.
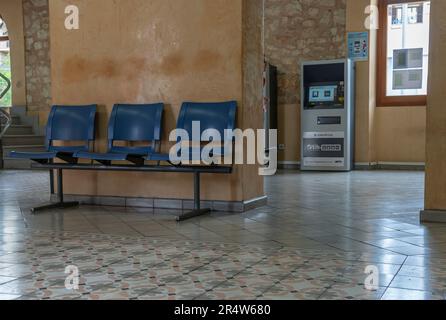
[300,59,355,171]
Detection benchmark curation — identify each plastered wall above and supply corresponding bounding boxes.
[346,0,427,165]
[4,0,428,166]
[375,107,426,163]
[264,0,347,162]
[265,0,427,164]
[49,0,264,202]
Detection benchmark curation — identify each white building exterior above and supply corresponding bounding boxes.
[386,1,430,96]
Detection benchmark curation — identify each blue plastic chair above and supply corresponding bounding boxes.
[75,103,164,165]
[149,101,237,163]
[9,105,97,163]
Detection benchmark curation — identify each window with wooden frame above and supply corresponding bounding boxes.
[377,0,431,107]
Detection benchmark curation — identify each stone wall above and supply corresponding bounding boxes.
[264,0,347,161]
[23,0,51,113]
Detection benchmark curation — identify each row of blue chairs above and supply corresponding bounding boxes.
[10,101,237,221]
[10,101,237,165]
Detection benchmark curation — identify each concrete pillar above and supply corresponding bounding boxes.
[346,0,378,167]
[421,0,446,222]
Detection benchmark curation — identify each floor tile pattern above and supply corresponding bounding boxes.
[0,170,446,300]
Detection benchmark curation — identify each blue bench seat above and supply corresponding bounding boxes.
[8,105,97,163]
[75,103,164,165]
[7,104,97,212]
[148,101,236,164]
[9,151,58,160]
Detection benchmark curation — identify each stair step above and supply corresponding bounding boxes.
[2,145,46,154]
[1,145,47,169]
[1,135,45,146]
[2,158,35,170]
[11,116,21,125]
[5,125,33,135]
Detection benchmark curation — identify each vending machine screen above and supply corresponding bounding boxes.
[305,82,345,109]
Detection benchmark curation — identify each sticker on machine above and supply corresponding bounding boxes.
[303,132,345,167]
[302,132,345,139]
[303,157,345,167]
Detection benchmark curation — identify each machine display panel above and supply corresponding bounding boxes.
[305,81,345,110]
[309,86,337,103]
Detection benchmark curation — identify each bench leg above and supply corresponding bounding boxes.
[31,169,79,213]
[49,169,55,194]
[176,172,211,222]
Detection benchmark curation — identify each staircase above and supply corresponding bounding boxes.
[0,108,45,169]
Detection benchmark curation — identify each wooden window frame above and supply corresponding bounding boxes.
[377,0,429,107]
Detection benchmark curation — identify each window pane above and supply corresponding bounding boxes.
[408,4,423,24]
[392,6,403,25]
[386,1,430,97]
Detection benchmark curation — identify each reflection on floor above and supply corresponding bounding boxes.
[1,170,446,300]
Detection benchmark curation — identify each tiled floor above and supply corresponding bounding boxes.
[1,169,446,300]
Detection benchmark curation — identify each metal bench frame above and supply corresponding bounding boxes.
[32,163,232,221]
[17,101,237,222]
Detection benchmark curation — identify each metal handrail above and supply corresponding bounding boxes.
[0,71,11,100]
[0,71,12,138]
[0,106,11,138]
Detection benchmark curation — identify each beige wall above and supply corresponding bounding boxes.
[264,0,347,162]
[49,0,264,202]
[1,0,428,166]
[346,0,376,164]
[264,0,427,164]
[425,0,446,210]
[345,0,426,165]
[242,0,264,200]
[375,107,426,163]
[0,0,26,106]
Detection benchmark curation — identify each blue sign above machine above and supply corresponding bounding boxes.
[348,32,369,61]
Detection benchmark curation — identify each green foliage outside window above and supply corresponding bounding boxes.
[0,52,12,107]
